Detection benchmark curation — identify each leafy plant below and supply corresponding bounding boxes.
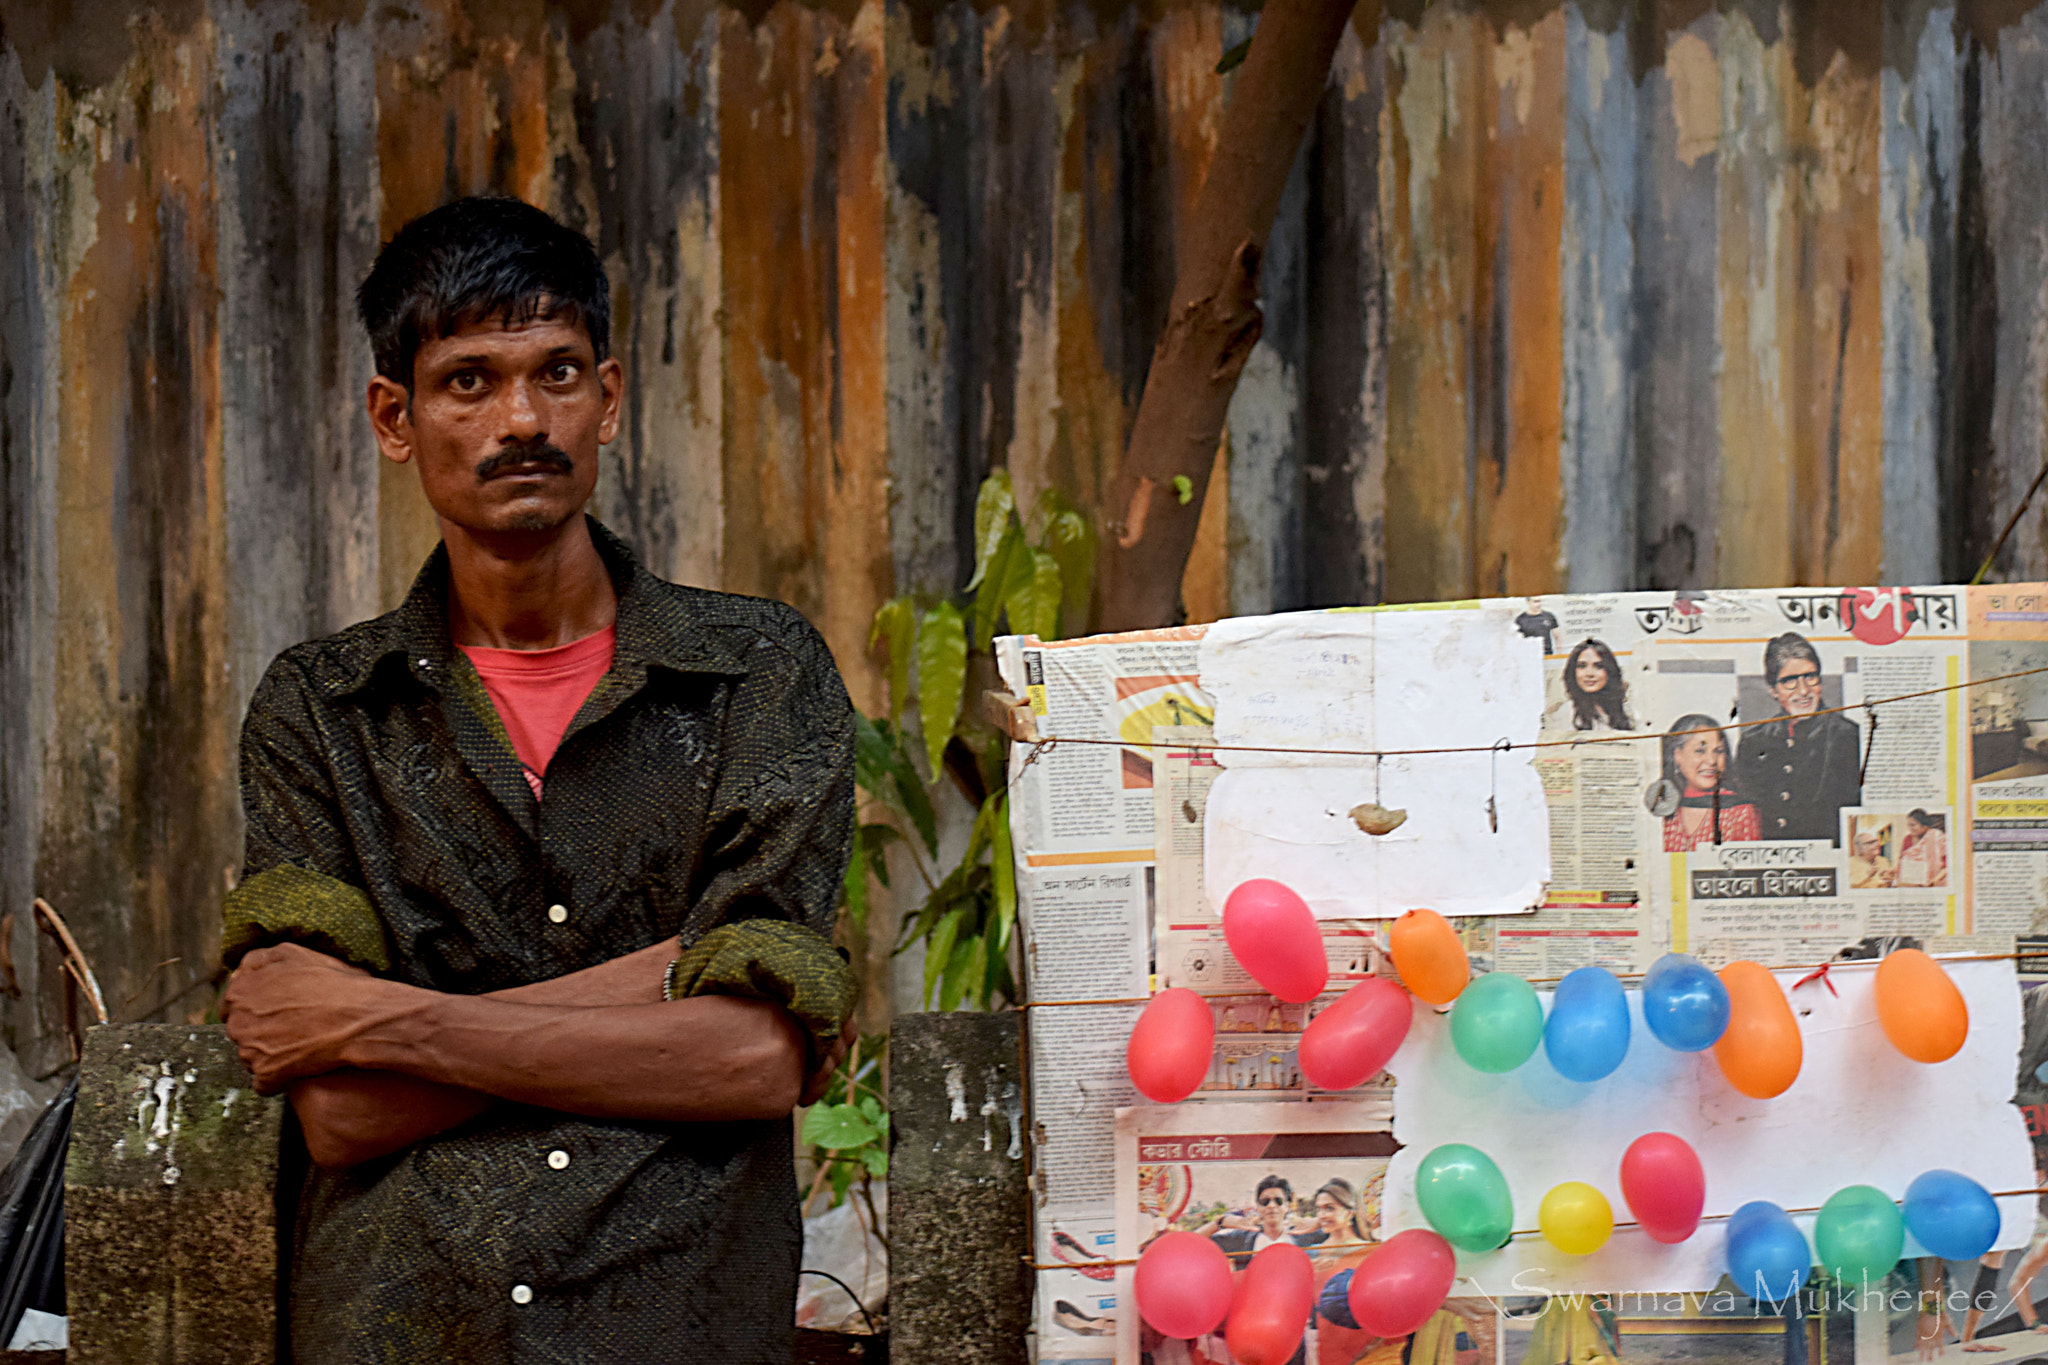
[803,470,1096,1209]
[866,471,1096,1012]
[800,1032,891,1219]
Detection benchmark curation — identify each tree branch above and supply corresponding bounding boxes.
[1099,0,1360,631]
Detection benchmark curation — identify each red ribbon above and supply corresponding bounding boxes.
[1791,961,1838,997]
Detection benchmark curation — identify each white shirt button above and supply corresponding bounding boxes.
[511,1284,533,1305]
[547,904,568,924]
[547,1149,570,1170]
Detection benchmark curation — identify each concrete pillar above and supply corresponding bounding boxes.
[64,1024,283,1365]
[888,1011,1029,1365]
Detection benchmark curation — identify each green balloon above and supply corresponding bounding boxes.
[1416,1143,1514,1251]
[1450,971,1545,1073]
[1815,1185,1905,1286]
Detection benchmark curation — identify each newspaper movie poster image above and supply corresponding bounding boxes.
[1116,1106,1494,1365]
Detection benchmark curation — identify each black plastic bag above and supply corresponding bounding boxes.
[0,1076,74,1346]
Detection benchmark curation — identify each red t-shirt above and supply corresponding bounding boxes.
[457,626,617,799]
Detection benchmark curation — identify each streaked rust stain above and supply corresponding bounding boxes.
[1381,9,1481,601]
[1796,46,1883,585]
[1473,10,1565,598]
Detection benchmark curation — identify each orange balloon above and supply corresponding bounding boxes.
[1389,909,1470,1004]
[1875,949,1969,1063]
[1713,961,1802,1098]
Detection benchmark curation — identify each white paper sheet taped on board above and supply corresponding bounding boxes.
[1199,608,1550,919]
[1381,958,2034,1296]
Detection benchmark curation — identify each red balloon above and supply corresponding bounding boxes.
[1223,880,1329,1004]
[1620,1132,1706,1244]
[1127,988,1216,1103]
[1134,1231,1234,1339]
[1226,1242,1314,1365]
[1300,978,1414,1090]
[1347,1229,1457,1338]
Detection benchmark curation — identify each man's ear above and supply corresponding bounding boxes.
[597,357,624,446]
[367,375,415,465]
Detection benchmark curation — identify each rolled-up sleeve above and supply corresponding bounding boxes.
[222,657,391,973]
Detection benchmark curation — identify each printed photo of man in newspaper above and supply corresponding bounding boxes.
[1736,633,1863,845]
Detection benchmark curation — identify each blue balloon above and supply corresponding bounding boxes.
[1726,1201,1812,1303]
[1544,967,1631,1082]
[1319,1269,1359,1328]
[1904,1170,2001,1261]
[1642,953,1731,1052]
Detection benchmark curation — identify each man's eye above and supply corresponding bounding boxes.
[547,363,580,384]
[449,372,485,393]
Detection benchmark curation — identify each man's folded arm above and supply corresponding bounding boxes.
[283,939,679,1168]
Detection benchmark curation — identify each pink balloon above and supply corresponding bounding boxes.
[1222,880,1328,1004]
[1226,1242,1314,1365]
[1134,1231,1234,1339]
[1347,1230,1457,1337]
[1299,978,1414,1091]
[1127,988,1216,1104]
[1621,1132,1706,1244]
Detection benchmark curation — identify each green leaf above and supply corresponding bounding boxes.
[1172,473,1194,504]
[857,822,903,889]
[803,1102,880,1150]
[982,916,1008,1009]
[1215,34,1252,74]
[857,1094,885,1126]
[828,1159,859,1206]
[990,792,1017,953]
[999,531,1040,644]
[861,1146,889,1178]
[972,523,1021,650]
[941,928,981,1012]
[915,602,967,779]
[840,832,869,934]
[1044,509,1096,637]
[966,469,1017,590]
[868,596,918,723]
[853,718,938,856]
[1028,550,1063,640]
[925,908,965,1008]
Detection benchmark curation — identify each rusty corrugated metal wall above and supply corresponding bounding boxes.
[3,0,2046,1068]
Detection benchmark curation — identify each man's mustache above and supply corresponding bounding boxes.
[475,441,575,478]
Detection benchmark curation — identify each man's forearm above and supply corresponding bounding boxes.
[288,940,681,1166]
[339,989,806,1121]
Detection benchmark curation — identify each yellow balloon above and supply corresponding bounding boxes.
[1538,1182,1614,1256]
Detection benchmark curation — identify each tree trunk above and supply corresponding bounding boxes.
[1097,0,1361,632]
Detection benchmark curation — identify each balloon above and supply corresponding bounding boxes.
[1347,1229,1458,1337]
[1390,909,1470,1004]
[1537,1181,1614,1256]
[1815,1185,1905,1286]
[1712,961,1802,1098]
[1127,988,1216,1104]
[1223,880,1328,1004]
[1450,972,1545,1073]
[1903,1170,2001,1261]
[1415,1143,1514,1252]
[1544,967,1631,1082]
[1226,1242,1315,1365]
[1134,1231,1234,1339]
[1725,1201,1812,1303]
[1620,1132,1706,1244]
[1875,949,1969,1063]
[1641,953,1731,1052]
[1300,978,1413,1091]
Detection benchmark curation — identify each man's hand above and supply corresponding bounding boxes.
[223,943,395,1094]
[799,1017,854,1108]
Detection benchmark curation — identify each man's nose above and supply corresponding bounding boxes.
[502,378,546,442]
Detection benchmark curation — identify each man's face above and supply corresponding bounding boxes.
[367,309,623,540]
[1255,1187,1288,1235]
[1770,658,1824,716]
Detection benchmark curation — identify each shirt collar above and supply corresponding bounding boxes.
[325,516,750,699]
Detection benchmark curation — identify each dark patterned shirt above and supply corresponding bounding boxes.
[226,518,854,1365]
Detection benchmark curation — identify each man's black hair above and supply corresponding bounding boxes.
[356,196,610,389]
[1254,1174,1293,1202]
